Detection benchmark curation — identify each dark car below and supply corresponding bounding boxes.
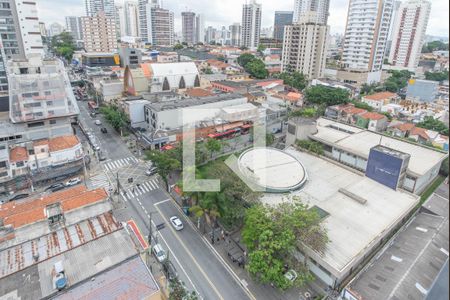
[100,127,107,133]
[9,193,29,201]
[49,183,66,192]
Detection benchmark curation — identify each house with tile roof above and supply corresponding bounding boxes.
[325,103,368,124]
[356,112,388,132]
[361,91,398,111]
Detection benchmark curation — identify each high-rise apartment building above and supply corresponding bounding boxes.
[282,12,328,79]
[49,22,64,37]
[205,26,216,44]
[148,7,174,46]
[85,0,116,17]
[81,12,117,52]
[229,23,241,46]
[240,0,262,49]
[195,14,205,44]
[181,11,196,45]
[39,22,47,37]
[342,0,394,72]
[65,16,83,40]
[274,11,293,42]
[388,0,431,69]
[117,1,139,37]
[293,0,330,25]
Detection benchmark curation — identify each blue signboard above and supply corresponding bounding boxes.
[365,148,403,190]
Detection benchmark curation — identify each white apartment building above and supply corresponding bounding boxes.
[85,0,115,17]
[388,0,431,70]
[65,16,83,40]
[49,22,64,37]
[342,0,394,72]
[240,0,262,49]
[229,23,241,46]
[81,12,118,52]
[293,0,330,25]
[181,11,196,45]
[195,14,205,44]
[282,12,328,79]
[117,1,139,37]
[13,0,43,55]
[138,0,159,43]
[138,0,174,46]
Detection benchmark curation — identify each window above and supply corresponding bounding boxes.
[49,120,56,124]
[27,121,44,128]
[16,161,24,167]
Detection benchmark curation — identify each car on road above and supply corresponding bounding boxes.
[152,243,167,263]
[284,269,297,283]
[65,177,81,187]
[145,167,158,176]
[9,193,29,201]
[169,216,184,231]
[100,127,107,133]
[98,150,107,161]
[49,183,66,192]
[94,120,102,125]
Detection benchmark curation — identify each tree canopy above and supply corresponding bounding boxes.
[417,116,449,136]
[277,72,308,91]
[237,53,268,79]
[242,199,328,290]
[425,71,449,82]
[100,105,128,132]
[50,32,76,61]
[422,40,449,53]
[145,149,181,190]
[304,85,350,106]
[383,70,413,93]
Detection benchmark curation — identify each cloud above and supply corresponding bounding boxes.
[37,0,448,37]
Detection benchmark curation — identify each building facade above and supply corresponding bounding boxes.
[81,12,118,52]
[85,0,115,17]
[342,0,394,72]
[195,14,205,44]
[49,22,64,37]
[388,0,431,70]
[293,0,330,24]
[273,11,293,42]
[229,23,241,46]
[240,0,262,49]
[149,7,174,46]
[181,11,196,45]
[281,12,328,79]
[65,16,83,40]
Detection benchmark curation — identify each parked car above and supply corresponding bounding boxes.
[46,182,64,191]
[9,193,29,201]
[65,177,81,187]
[50,183,66,192]
[100,127,107,133]
[169,216,184,231]
[145,167,158,176]
[284,269,297,282]
[152,244,167,263]
[94,120,102,125]
[98,150,107,161]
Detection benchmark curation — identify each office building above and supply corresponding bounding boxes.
[229,23,241,46]
[81,12,118,52]
[181,11,196,45]
[388,0,431,69]
[240,0,262,49]
[39,22,47,37]
[342,0,394,73]
[195,14,205,44]
[85,0,116,17]
[206,26,217,44]
[273,11,293,42]
[138,0,159,43]
[281,12,328,78]
[293,0,330,24]
[65,16,83,40]
[117,1,139,37]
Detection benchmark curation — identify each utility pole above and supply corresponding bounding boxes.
[148,213,153,246]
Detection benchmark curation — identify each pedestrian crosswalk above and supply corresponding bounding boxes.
[120,178,160,201]
[103,157,139,171]
[88,173,110,189]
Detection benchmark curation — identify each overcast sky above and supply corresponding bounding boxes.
[38,0,449,37]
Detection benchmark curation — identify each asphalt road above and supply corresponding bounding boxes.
[76,99,252,300]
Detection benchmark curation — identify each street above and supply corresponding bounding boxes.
[75,99,253,300]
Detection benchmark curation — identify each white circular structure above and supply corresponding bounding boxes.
[238,147,307,193]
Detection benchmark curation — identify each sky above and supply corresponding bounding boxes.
[38,0,449,37]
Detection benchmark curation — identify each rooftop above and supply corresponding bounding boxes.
[184,88,214,97]
[48,135,80,152]
[261,147,419,279]
[311,118,448,177]
[359,112,386,120]
[363,91,397,101]
[9,147,28,162]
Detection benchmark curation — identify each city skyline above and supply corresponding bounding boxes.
[38,0,449,37]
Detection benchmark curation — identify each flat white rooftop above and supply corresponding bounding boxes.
[261,147,419,280]
[238,147,307,192]
[312,118,447,177]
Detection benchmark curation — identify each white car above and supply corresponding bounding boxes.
[284,269,298,282]
[65,177,81,186]
[94,120,102,125]
[152,244,167,263]
[169,216,184,231]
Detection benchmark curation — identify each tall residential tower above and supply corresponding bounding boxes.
[273,11,293,42]
[293,0,330,24]
[240,0,262,49]
[181,11,196,45]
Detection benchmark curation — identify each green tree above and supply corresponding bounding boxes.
[257,44,267,54]
[145,150,181,191]
[204,67,213,74]
[99,105,128,133]
[173,43,184,50]
[383,70,413,92]
[266,133,275,145]
[237,53,256,68]
[278,72,308,91]
[289,107,318,118]
[440,157,449,176]
[242,200,328,290]
[425,71,449,82]
[245,59,268,79]
[50,31,76,61]
[349,100,374,112]
[417,116,449,135]
[169,278,199,300]
[422,40,449,53]
[304,85,350,106]
[205,138,222,158]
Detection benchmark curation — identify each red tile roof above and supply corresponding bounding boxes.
[184,88,213,97]
[392,122,416,132]
[48,135,80,152]
[0,186,108,229]
[9,147,28,162]
[410,127,430,140]
[360,112,386,120]
[364,91,397,101]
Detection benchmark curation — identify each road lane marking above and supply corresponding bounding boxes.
[153,204,224,300]
[154,199,170,206]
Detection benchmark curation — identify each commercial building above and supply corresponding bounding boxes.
[281,12,328,79]
[406,78,439,102]
[288,117,447,194]
[273,11,293,42]
[81,12,118,53]
[85,0,115,17]
[229,23,241,46]
[65,16,83,41]
[388,0,431,70]
[81,52,120,67]
[181,11,196,45]
[195,14,205,44]
[293,0,330,24]
[342,0,394,81]
[240,0,262,49]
